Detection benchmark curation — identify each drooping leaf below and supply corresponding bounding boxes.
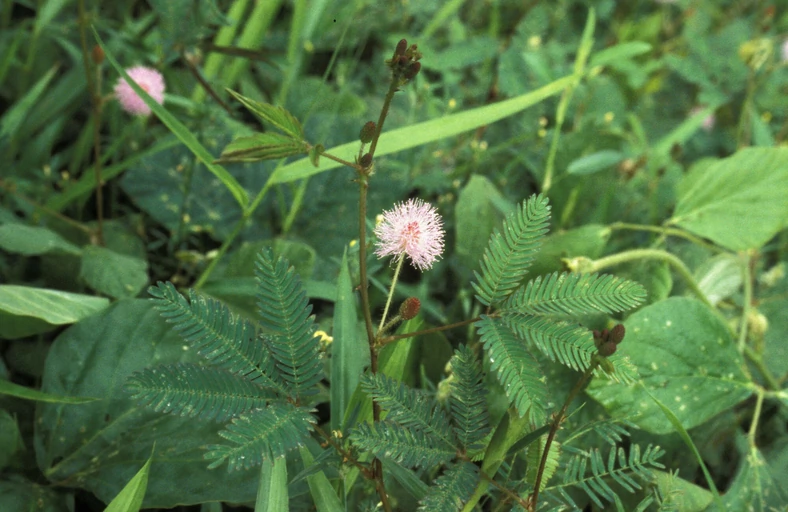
[447,346,491,450]
[476,315,548,424]
[227,89,304,139]
[125,363,276,422]
[417,462,480,512]
[472,194,551,307]
[148,282,282,392]
[502,314,595,372]
[254,250,322,399]
[350,420,455,469]
[216,132,308,163]
[205,402,316,471]
[360,372,455,448]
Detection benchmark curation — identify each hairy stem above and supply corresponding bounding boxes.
[529,360,599,510]
[377,255,404,335]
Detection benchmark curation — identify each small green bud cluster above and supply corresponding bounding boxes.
[593,324,625,357]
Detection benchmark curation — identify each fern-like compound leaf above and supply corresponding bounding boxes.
[417,462,480,511]
[502,313,596,372]
[526,438,562,492]
[472,194,551,307]
[476,315,548,424]
[448,346,491,451]
[551,444,665,508]
[360,373,455,448]
[205,401,316,471]
[350,420,456,469]
[504,272,647,316]
[148,282,282,392]
[126,363,276,422]
[254,249,322,399]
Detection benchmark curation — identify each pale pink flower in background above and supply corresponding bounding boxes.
[374,198,445,271]
[114,66,165,116]
[782,39,788,62]
[690,106,715,132]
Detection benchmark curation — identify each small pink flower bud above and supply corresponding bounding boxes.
[399,297,421,320]
[609,324,626,344]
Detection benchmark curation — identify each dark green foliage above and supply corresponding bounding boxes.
[254,249,322,399]
[205,402,317,471]
[417,462,480,511]
[350,421,456,469]
[547,444,665,509]
[476,315,548,424]
[447,346,491,451]
[125,363,276,422]
[502,314,596,372]
[148,282,282,392]
[360,373,455,448]
[472,194,551,307]
[503,272,648,316]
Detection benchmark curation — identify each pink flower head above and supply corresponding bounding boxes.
[114,66,165,116]
[690,106,715,132]
[782,39,788,63]
[374,198,445,271]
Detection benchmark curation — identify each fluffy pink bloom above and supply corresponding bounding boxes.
[690,106,715,132]
[114,66,165,116]
[782,39,788,62]
[374,198,445,271]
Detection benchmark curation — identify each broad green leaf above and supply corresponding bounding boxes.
[652,471,713,512]
[0,409,22,471]
[80,246,148,299]
[694,254,742,306]
[331,249,367,431]
[255,458,288,512]
[227,90,304,139]
[589,41,652,67]
[36,300,259,507]
[104,453,153,512]
[455,175,510,274]
[567,150,626,175]
[217,132,308,163]
[722,446,788,511]
[299,446,343,512]
[587,297,754,434]
[0,379,95,403]
[670,147,788,251]
[94,30,249,209]
[267,74,575,184]
[0,224,81,256]
[0,479,67,512]
[0,285,109,339]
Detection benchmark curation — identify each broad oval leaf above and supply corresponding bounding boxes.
[36,300,260,507]
[587,297,753,434]
[0,224,81,256]
[670,147,788,251]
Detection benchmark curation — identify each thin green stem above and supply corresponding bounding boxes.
[584,248,712,309]
[609,222,722,253]
[743,345,780,391]
[368,78,401,158]
[738,251,753,353]
[321,150,359,169]
[747,389,764,450]
[377,256,404,335]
